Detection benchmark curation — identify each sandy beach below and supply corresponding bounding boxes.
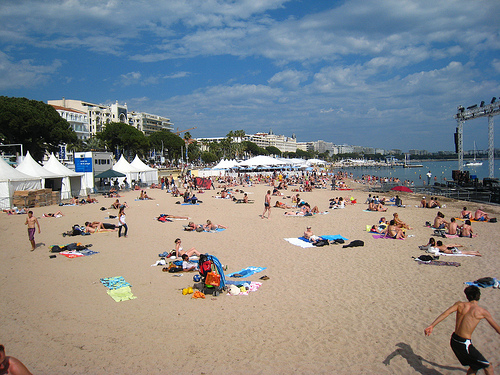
[1,178,499,374]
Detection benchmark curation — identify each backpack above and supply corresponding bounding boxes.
[72,225,82,236]
[198,254,212,278]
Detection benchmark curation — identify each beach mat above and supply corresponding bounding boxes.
[227,266,266,278]
[107,286,137,302]
[416,260,460,267]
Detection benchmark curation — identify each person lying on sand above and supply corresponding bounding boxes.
[368,201,387,212]
[42,211,64,218]
[181,254,198,271]
[203,220,227,231]
[3,207,27,215]
[435,240,481,256]
[275,201,293,209]
[84,221,118,233]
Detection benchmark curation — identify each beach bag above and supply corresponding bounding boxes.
[205,272,221,287]
[417,255,434,262]
[72,225,82,236]
[313,239,329,247]
[195,226,204,232]
[50,245,63,253]
[489,218,497,223]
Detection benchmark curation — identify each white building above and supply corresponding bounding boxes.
[128,111,174,135]
[244,132,298,153]
[50,105,90,140]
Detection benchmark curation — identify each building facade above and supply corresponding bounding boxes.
[50,105,90,140]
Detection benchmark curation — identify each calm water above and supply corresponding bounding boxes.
[336,159,499,186]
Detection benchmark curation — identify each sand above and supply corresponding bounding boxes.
[1,179,499,374]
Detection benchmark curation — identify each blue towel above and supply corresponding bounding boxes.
[79,249,99,256]
[205,228,225,233]
[227,266,266,278]
[299,235,348,242]
[100,276,131,290]
[465,278,499,288]
[181,203,200,205]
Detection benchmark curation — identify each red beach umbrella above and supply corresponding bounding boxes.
[391,186,413,193]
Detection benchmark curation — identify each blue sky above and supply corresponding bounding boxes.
[1,0,499,152]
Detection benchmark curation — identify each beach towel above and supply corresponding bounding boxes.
[284,238,315,248]
[416,260,461,267]
[100,276,131,290]
[205,228,226,233]
[107,286,137,302]
[60,249,99,258]
[181,202,200,205]
[227,267,266,278]
[226,281,262,296]
[464,277,499,288]
[319,235,349,242]
[437,252,474,257]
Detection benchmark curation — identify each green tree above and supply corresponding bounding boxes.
[0,96,77,161]
[148,130,185,160]
[242,141,268,156]
[97,122,149,157]
[266,146,281,156]
[201,151,218,164]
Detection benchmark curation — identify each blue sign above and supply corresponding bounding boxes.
[75,157,93,172]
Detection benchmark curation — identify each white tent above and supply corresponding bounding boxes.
[306,158,327,165]
[16,151,64,189]
[43,154,84,199]
[238,155,287,167]
[0,158,42,209]
[130,155,159,185]
[112,155,141,185]
[212,159,240,169]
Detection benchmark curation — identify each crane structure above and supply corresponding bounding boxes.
[173,127,196,136]
[454,97,500,178]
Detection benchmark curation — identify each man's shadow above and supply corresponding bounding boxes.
[383,342,466,374]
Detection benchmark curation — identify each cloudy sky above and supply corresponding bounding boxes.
[1,0,499,152]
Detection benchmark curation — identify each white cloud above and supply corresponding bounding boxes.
[0,51,62,90]
[268,69,308,88]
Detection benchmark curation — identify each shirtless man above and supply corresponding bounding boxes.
[303,226,321,244]
[460,207,473,219]
[433,211,448,229]
[24,211,40,251]
[262,190,271,219]
[435,240,481,256]
[84,222,117,233]
[0,344,32,375]
[425,286,500,374]
[447,217,459,235]
[475,208,493,222]
[460,220,474,238]
[203,220,227,231]
[393,213,411,229]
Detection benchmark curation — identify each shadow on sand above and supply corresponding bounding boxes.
[383,342,466,374]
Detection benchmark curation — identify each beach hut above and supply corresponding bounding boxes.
[43,154,85,199]
[0,157,42,209]
[130,155,159,185]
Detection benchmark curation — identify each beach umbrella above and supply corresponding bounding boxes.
[391,186,413,193]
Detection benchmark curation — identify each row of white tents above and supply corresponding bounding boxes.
[110,155,158,186]
[212,156,327,170]
[0,152,158,209]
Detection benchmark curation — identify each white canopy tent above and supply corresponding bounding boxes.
[112,155,142,185]
[0,157,42,209]
[212,159,240,170]
[43,154,84,199]
[16,151,64,189]
[130,155,158,185]
[238,155,287,168]
[306,158,327,166]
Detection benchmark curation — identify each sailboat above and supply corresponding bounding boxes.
[465,142,483,167]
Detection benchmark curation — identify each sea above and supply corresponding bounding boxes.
[335,159,499,187]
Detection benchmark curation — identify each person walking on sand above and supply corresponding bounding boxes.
[118,207,128,238]
[262,190,271,219]
[24,210,40,251]
[424,285,500,374]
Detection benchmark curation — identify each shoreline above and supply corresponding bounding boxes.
[1,178,499,374]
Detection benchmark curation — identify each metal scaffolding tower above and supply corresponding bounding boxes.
[454,98,500,178]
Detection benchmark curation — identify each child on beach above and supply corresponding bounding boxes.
[24,210,40,251]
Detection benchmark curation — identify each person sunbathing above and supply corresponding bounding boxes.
[84,221,117,233]
[181,254,198,271]
[203,220,227,231]
[393,213,411,229]
[303,226,321,244]
[3,207,27,215]
[275,201,292,209]
[173,238,201,257]
[459,220,474,237]
[387,220,405,239]
[86,194,98,203]
[368,201,387,212]
[460,206,472,219]
[432,211,448,229]
[446,217,459,235]
[435,240,481,256]
[475,208,494,222]
[420,197,427,208]
[184,221,203,231]
[42,211,64,218]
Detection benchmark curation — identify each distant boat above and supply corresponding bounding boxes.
[403,154,423,168]
[465,141,483,167]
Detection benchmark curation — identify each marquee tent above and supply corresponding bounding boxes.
[16,151,64,189]
[43,154,84,199]
[130,155,158,185]
[238,155,287,168]
[0,157,42,209]
[212,159,240,170]
[112,155,142,185]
